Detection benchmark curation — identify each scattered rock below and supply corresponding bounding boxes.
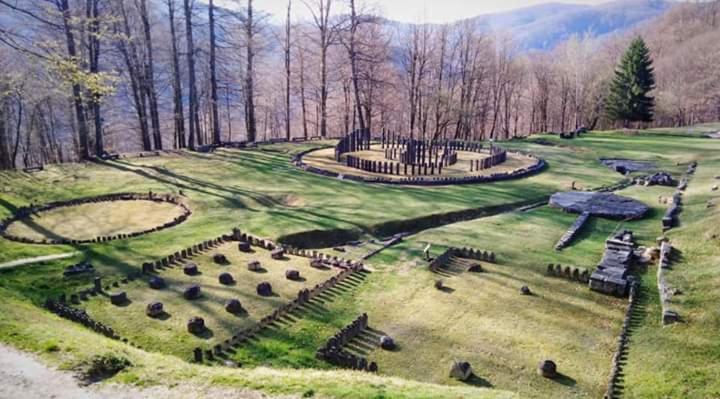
[145,302,164,317]
[148,276,165,289]
[538,360,558,378]
[225,299,243,314]
[449,361,473,381]
[183,263,199,276]
[218,272,234,285]
[212,253,229,265]
[109,292,128,306]
[380,336,396,350]
[187,317,205,334]
[285,269,301,281]
[520,285,532,295]
[256,282,272,296]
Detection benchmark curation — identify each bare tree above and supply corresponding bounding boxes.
[303,0,337,137]
[209,0,221,144]
[167,0,186,148]
[184,0,200,149]
[138,0,162,149]
[245,0,257,142]
[284,0,292,140]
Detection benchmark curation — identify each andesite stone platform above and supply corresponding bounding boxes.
[549,191,649,219]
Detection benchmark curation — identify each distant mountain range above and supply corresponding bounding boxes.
[391,0,674,51]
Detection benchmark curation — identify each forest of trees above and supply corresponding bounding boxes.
[0,0,718,169]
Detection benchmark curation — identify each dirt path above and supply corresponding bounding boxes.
[0,252,79,270]
[0,345,293,399]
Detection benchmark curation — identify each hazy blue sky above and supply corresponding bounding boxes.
[215,0,611,24]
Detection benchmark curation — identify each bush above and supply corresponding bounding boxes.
[77,354,132,383]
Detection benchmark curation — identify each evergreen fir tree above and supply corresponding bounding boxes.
[605,37,656,126]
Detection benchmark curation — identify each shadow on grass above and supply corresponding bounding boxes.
[464,374,494,388]
[553,373,577,387]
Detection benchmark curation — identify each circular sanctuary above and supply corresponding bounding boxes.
[294,128,545,185]
[0,192,191,245]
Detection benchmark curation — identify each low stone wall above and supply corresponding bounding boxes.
[316,313,377,372]
[662,161,697,231]
[657,241,680,325]
[604,281,638,399]
[546,264,591,284]
[0,191,191,245]
[45,299,120,340]
[555,211,590,250]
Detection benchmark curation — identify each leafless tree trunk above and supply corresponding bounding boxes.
[138,0,161,150]
[117,1,151,151]
[347,0,365,131]
[245,0,257,142]
[87,0,103,156]
[298,43,309,139]
[304,0,335,137]
[167,0,185,148]
[209,0,221,144]
[284,0,292,140]
[184,0,200,149]
[58,0,91,160]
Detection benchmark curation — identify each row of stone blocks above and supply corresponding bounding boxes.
[604,281,638,399]
[430,247,496,271]
[657,240,680,326]
[142,235,231,274]
[316,313,378,372]
[0,191,191,244]
[193,261,365,363]
[663,162,696,231]
[555,211,591,250]
[45,299,118,340]
[546,264,591,284]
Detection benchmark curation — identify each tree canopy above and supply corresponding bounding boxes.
[605,37,656,125]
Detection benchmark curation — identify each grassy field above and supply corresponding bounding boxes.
[0,129,718,398]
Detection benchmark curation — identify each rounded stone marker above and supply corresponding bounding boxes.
[183,263,199,276]
[187,317,205,334]
[149,276,165,289]
[218,272,235,285]
[538,360,558,378]
[285,269,301,281]
[257,282,272,296]
[183,284,201,300]
[380,336,396,350]
[146,302,164,317]
[225,299,243,314]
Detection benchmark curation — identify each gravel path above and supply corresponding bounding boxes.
[0,345,293,399]
[0,252,79,270]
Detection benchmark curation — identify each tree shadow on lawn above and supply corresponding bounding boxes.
[464,374,494,388]
[553,373,577,387]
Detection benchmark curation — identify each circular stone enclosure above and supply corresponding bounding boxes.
[549,191,649,219]
[1,193,191,244]
[297,144,544,185]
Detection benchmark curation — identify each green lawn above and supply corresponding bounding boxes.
[0,129,718,398]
